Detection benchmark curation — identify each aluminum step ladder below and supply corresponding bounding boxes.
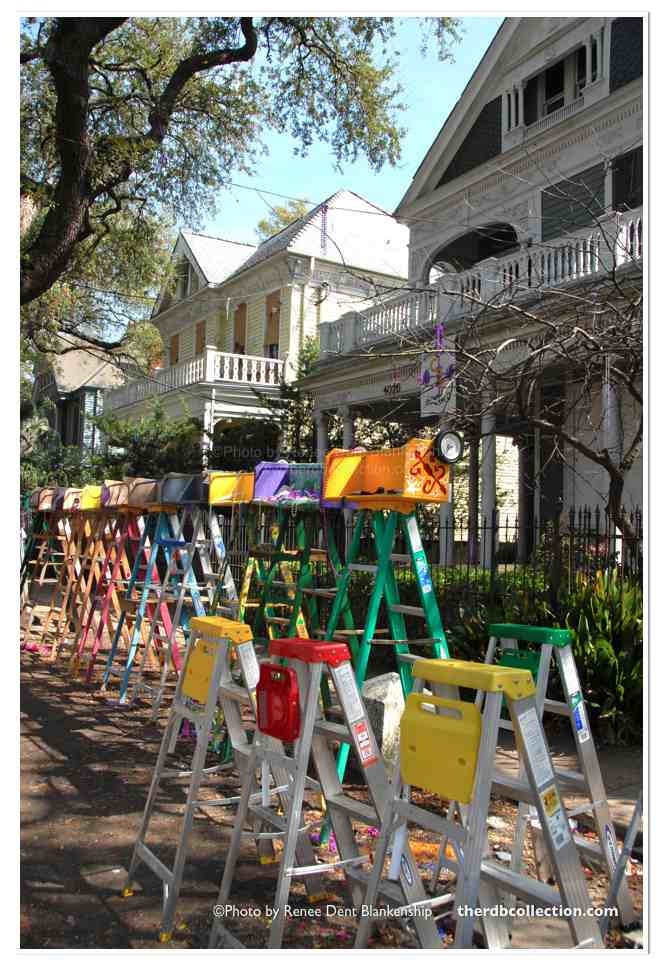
[472,623,636,928]
[355,657,605,949]
[209,636,441,949]
[57,506,109,658]
[21,507,69,639]
[122,616,321,941]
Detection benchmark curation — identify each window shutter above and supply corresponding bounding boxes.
[195,319,206,356]
[265,291,280,357]
[170,333,180,366]
[233,303,247,354]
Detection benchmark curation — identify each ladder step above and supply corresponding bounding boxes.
[325,793,379,825]
[313,720,353,743]
[347,563,378,574]
[219,683,252,704]
[544,698,571,716]
[371,638,435,646]
[492,770,533,804]
[480,858,562,908]
[286,855,367,878]
[345,868,404,903]
[390,554,411,564]
[554,768,586,790]
[305,589,337,599]
[388,604,425,617]
[265,617,291,626]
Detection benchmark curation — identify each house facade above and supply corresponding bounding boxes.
[103,190,409,456]
[33,339,125,454]
[303,16,643,557]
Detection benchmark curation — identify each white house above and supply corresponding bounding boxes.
[103,190,410,455]
[303,17,643,558]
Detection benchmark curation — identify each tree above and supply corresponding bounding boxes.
[95,400,205,478]
[255,199,310,241]
[20,16,459,316]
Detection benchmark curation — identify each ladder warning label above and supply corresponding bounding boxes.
[540,784,572,850]
[236,641,260,689]
[335,665,364,724]
[351,718,379,767]
[517,707,554,788]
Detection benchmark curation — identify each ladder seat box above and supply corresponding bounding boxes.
[323,439,450,510]
[102,479,130,507]
[207,470,254,506]
[158,473,208,505]
[127,478,160,509]
[80,484,103,510]
[31,487,57,511]
[269,637,350,667]
[253,462,323,504]
[62,488,82,511]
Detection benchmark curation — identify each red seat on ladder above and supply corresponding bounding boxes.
[269,637,350,667]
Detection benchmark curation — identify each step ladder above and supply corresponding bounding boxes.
[209,636,441,949]
[127,503,220,714]
[23,503,88,657]
[314,439,455,790]
[102,507,175,694]
[21,506,69,641]
[122,616,322,941]
[57,503,109,658]
[459,623,636,928]
[355,657,605,949]
[70,507,138,681]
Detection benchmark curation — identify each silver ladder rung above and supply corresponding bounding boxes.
[348,563,378,574]
[345,868,404,903]
[265,616,291,626]
[314,719,353,743]
[543,698,570,716]
[389,554,411,564]
[306,588,337,599]
[480,858,563,908]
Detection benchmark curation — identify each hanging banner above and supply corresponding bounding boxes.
[420,349,456,417]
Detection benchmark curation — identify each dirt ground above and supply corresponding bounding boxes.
[20,650,643,950]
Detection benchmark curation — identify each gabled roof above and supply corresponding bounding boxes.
[47,336,126,394]
[180,231,256,285]
[395,18,519,216]
[226,189,409,280]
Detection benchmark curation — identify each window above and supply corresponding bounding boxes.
[613,147,643,212]
[590,37,598,83]
[169,333,180,366]
[264,291,280,359]
[506,91,512,129]
[195,319,206,356]
[233,303,247,354]
[176,258,189,300]
[544,59,565,115]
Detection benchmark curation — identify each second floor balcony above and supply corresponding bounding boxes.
[104,346,285,413]
[319,208,642,359]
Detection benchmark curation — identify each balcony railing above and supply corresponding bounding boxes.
[104,347,285,412]
[319,208,642,358]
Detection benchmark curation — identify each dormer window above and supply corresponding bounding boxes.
[522,44,591,129]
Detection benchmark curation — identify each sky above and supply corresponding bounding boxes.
[201,16,503,244]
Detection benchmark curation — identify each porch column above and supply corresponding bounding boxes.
[201,394,215,468]
[340,405,355,449]
[315,410,328,463]
[438,418,455,566]
[602,356,622,466]
[517,438,530,563]
[467,434,479,564]
[481,409,497,570]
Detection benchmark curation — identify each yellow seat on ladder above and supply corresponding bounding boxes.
[207,470,255,505]
[412,658,536,700]
[80,484,103,510]
[401,693,481,803]
[183,618,253,704]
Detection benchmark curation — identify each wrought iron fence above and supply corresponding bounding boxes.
[215,503,642,606]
